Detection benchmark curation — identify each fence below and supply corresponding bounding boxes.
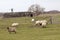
[50,16,60,24]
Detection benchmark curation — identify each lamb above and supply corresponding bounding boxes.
[7,27,16,34]
[11,23,19,27]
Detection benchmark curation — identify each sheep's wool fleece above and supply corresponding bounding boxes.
[42,22,46,26]
[12,23,19,26]
[35,20,42,24]
[9,27,16,31]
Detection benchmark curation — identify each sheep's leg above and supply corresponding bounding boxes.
[42,26,46,28]
[13,30,16,34]
[15,31,16,34]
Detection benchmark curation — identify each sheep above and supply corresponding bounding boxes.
[11,23,19,27]
[40,20,47,28]
[38,20,47,28]
[7,27,16,34]
[35,20,47,28]
[31,18,47,28]
[35,20,42,25]
[42,22,47,28]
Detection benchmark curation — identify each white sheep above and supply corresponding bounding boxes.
[11,23,19,27]
[31,18,47,28]
[41,20,47,28]
[35,20,47,28]
[35,20,42,25]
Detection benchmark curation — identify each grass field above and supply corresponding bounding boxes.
[0,14,60,40]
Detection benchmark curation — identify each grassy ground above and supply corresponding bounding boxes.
[0,14,60,40]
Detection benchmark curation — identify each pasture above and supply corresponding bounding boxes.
[0,14,60,40]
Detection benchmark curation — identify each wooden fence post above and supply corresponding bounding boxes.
[50,16,53,24]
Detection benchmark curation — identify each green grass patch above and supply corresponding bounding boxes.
[0,16,60,40]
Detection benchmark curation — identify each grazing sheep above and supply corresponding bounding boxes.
[40,20,47,28]
[35,20,47,28]
[31,18,47,28]
[42,22,47,28]
[39,20,47,28]
[11,23,19,27]
[35,20,42,25]
[7,27,16,34]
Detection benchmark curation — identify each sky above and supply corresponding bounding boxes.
[0,0,60,12]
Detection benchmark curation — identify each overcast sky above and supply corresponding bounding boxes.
[0,0,60,12]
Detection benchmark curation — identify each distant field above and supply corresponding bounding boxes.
[38,13,60,17]
[0,14,60,40]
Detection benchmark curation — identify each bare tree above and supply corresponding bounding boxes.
[28,4,45,15]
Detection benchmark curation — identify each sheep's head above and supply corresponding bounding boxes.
[39,23,42,26]
[7,27,9,29]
